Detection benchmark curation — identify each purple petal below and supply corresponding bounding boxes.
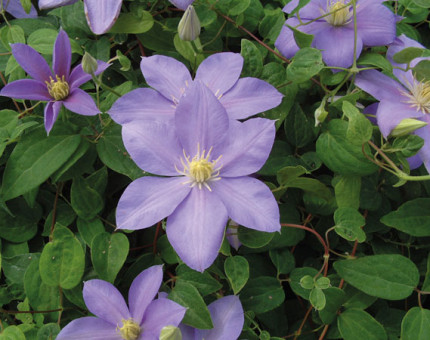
[53,30,71,79]
[167,188,228,272]
[83,279,130,325]
[11,43,52,82]
[116,176,190,231]
[175,81,229,157]
[274,18,302,60]
[286,0,322,19]
[407,154,423,170]
[0,79,51,101]
[129,265,163,324]
[69,61,110,88]
[56,317,121,340]
[169,0,195,10]
[220,118,275,177]
[122,120,183,176]
[195,53,243,96]
[226,223,241,251]
[5,0,37,18]
[355,70,405,102]
[84,0,123,35]
[140,55,192,103]
[356,4,396,46]
[196,296,244,340]
[44,101,62,134]
[179,324,195,339]
[108,88,175,125]
[63,88,99,115]
[220,78,283,119]
[415,120,430,172]
[212,177,280,232]
[39,0,78,10]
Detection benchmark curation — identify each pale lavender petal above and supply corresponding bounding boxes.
[44,101,62,134]
[83,279,130,325]
[140,55,192,103]
[195,53,243,96]
[5,0,37,18]
[196,296,244,340]
[63,88,99,115]
[414,118,430,172]
[39,0,77,10]
[175,81,228,157]
[220,78,283,119]
[212,177,280,232]
[169,0,195,10]
[0,79,51,101]
[53,30,71,79]
[116,176,190,231]
[179,324,195,339]
[226,223,241,251]
[289,0,323,18]
[363,102,378,125]
[108,88,175,125]
[220,118,275,177]
[167,188,228,272]
[69,61,110,88]
[56,317,121,340]
[84,0,122,35]
[122,120,183,176]
[355,70,405,101]
[356,4,396,46]
[11,43,52,82]
[407,154,423,170]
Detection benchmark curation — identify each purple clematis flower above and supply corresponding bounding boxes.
[1,0,38,18]
[0,29,109,134]
[56,265,187,340]
[39,0,122,35]
[169,0,194,10]
[116,81,280,272]
[108,53,283,125]
[275,0,396,68]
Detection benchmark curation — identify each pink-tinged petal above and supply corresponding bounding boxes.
[196,296,244,340]
[221,118,275,177]
[5,0,37,18]
[212,177,280,233]
[69,61,110,88]
[356,4,396,46]
[355,70,405,102]
[63,88,99,115]
[167,188,228,272]
[169,0,195,10]
[39,0,78,10]
[129,265,163,324]
[220,78,283,119]
[53,30,71,79]
[56,317,121,340]
[195,53,243,96]
[141,298,187,337]
[122,120,183,176]
[140,55,192,103]
[0,79,51,101]
[175,81,229,157]
[83,279,130,325]
[84,0,122,35]
[44,101,62,134]
[11,43,52,82]
[108,88,175,125]
[116,176,190,231]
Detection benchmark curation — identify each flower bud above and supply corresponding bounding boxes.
[178,5,201,41]
[160,326,182,340]
[314,104,328,127]
[82,52,98,74]
[390,118,428,137]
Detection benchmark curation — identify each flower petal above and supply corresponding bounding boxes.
[140,55,192,103]
[355,70,405,102]
[220,77,283,119]
[116,176,190,231]
[212,177,280,232]
[167,188,228,272]
[356,4,396,46]
[63,88,99,115]
[11,43,52,82]
[179,324,195,339]
[285,0,322,18]
[56,317,121,340]
[83,279,130,326]
[5,0,38,18]
[53,30,71,79]
[44,101,62,134]
[39,0,78,10]
[84,0,122,35]
[169,0,195,10]
[69,61,110,88]
[0,79,51,101]
[415,121,430,172]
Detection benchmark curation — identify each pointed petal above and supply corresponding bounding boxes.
[356,4,396,46]
[84,0,122,35]
[53,30,71,79]
[44,101,62,134]
[0,79,51,101]
[169,0,195,10]
[116,176,190,231]
[220,78,283,119]
[63,88,99,115]
[39,0,78,10]
[407,153,422,170]
[108,88,175,125]
[140,55,192,102]
[83,279,130,326]
[5,0,37,18]
[56,317,121,340]
[11,43,52,82]
[415,121,430,172]
[69,61,110,88]
[274,18,301,59]
[212,177,280,232]
[355,70,404,102]
[167,188,228,272]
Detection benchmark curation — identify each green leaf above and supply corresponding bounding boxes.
[269,248,295,275]
[110,10,154,34]
[412,0,430,7]
[28,28,81,55]
[309,287,326,310]
[319,288,346,324]
[0,326,26,340]
[259,9,285,43]
[241,39,263,77]
[357,53,393,73]
[315,277,330,289]
[20,0,32,14]
[299,275,314,290]
[176,264,222,296]
[287,48,323,83]
[289,267,319,299]
[334,175,361,209]
[413,59,430,82]
[392,46,430,64]
[286,24,314,49]
[157,234,180,264]
[76,217,105,247]
[70,176,103,220]
[173,34,204,67]
[36,323,60,340]
[238,226,274,248]
[401,307,430,340]
[342,101,373,146]
[392,135,424,158]
[241,277,285,314]
[333,255,419,300]
[3,253,38,285]
[421,253,430,291]
[334,207,366,243]
[225,256,249,294]
[284,103,317,147]
[338,309,387,340]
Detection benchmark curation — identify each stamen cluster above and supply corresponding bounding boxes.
[46,75,69,101]
[323,0,353,26]
[401,79,430,114]
[118,319,141,340]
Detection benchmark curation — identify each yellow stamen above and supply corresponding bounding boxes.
[45,75,69,101]
[401,78,430,114]
[117,319,141,340]
[322,1,353,26]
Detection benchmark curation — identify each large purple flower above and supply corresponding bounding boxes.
[0,29,109,133]
[108,53,283,125]
[1,0,37,18]
[275,0,396,68]
[116,81,280,272]
[56,265,186,340]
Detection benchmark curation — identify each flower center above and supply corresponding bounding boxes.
[322,1,352,26]
[45,75,69,101]
[117,319,141,340]
[401,78,430,114]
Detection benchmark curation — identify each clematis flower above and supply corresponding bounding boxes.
[275,0,396,68]
[0,29,109,134]
[39,0,122,35]
[1,0,37,18]
[116,81,280,272]
[56,265,187,340]
[169,0,195,10]
[108,53,283,125]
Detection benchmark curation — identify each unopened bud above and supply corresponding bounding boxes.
[390,118,427,137]
[314,105,328,127]
[82,52,98,74]
[178,5,201,41]
[160,326,182,340]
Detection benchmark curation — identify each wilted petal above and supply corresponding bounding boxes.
[0,79,51,101]
[44,101,62,134]
[83,279,130,326]
[53,30,71,79]
[63,88,99,115]
[5,0,37,18]
[11,43,52,82]
[116,176,190,231]
[213,177,280,232]
[84,0,122,34]
[69,61,110,88]
[39,0,78,9]
[167,188,228,272]
[56,317,121,340]
[355,70,404,102]
[356,4,396,46]
[169,0,195,10]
